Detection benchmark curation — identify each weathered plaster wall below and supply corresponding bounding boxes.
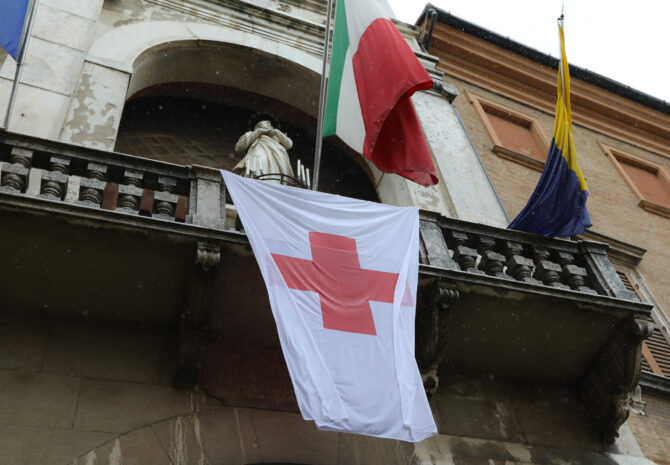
[0,0,104,139]
[59,62,130,150]
[412,90,508,226]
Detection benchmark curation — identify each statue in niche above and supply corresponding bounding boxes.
[233,120,295,182]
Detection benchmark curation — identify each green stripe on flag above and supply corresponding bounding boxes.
[323,0,349,137]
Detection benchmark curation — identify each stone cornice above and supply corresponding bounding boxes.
[429,23,670,160]
[145,0,325,56]
[578,230,646,268]
[640,371,670,397]
[144,0,430,61]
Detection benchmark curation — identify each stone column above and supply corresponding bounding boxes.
[411,82,509,228]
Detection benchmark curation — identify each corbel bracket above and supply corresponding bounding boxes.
[580,317,653,443]
[416,279,460,399]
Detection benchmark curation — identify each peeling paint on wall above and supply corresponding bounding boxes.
[59,61,130,150]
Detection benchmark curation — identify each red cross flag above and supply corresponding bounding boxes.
[222,171,436,442]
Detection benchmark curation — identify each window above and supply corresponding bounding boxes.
[601,143,670,219]
[468,92,550,171]
[617,269,670,377]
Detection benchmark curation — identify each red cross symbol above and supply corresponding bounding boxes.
[271,232,399,336]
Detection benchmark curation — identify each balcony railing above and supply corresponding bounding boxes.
[0,130,654,443]
[0,130,645,307]
[419,211,642,305]
[0,133,190,223]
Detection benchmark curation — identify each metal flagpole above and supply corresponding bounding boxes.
[311,0,337,191]
[3,0,39,130]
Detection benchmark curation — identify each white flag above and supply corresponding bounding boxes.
[221,171,436,442]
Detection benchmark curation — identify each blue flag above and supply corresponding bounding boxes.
[0,0,30,60]
[508,18,591,237]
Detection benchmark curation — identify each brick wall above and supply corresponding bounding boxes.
[449,78,670,325]
[628,392,670,464]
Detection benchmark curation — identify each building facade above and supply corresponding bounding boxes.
[418,5,670,463]
[0,0,662,464]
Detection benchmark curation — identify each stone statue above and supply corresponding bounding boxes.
[233,120,294,181]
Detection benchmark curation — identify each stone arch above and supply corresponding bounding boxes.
[60,19,379,201]
[66,408,414,465]
[60,20,320,151]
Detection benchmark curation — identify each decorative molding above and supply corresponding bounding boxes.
[467,91,550,169]
[639,199,670,219]
[577,230,646,268]
[142,0,429,62]
[600,142,670,220]
[580,317,653,443]
[640,371,670,397]
[416,279,459,399]
[492,145,544,172]
[196,241,221,271]
[145,0,325,57]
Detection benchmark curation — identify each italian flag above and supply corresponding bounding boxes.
[323,0,438,187]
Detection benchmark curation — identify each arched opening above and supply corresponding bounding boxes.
[114,41,379,201]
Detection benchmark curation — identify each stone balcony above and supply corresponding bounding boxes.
[0,130,653,443]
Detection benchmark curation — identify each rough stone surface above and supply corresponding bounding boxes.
[412,91,508,226]
[32,4,98,52]
[0,423,113,465]
[0,371,81,429]
[0,317,50,371]
[73,379,193,434]
[41,320,175,385]
[59,62,130,150]
[5,84,72,139]
[152,414,212,465]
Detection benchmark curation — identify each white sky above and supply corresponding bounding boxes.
[387,0,670,104]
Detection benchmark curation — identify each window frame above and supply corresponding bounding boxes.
[468,91,551,172]
[600,142,670,219]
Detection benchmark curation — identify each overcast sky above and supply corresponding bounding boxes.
[387,0,670,104]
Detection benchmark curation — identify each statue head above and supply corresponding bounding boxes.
[255,120,273,131]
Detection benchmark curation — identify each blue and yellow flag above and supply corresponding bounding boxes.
[508,18,591,237]
[0,0,30,60]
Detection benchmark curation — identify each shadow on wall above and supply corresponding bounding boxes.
[114,85,379,202]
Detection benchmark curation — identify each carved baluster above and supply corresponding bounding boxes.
[475,236,507,278]
[40,156,70,200]
[0,147,33,193]
[532,245,568,289]
[504,241,540,284]
[153,175,179,220]
[558,251,596,293]
[445,230,481,274]
[78,162,108,207]
[116,169,144,214]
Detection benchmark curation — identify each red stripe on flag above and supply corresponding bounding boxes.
[353,18,438,187]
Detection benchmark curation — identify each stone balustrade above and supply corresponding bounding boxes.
[419,211,640,302]
[0,134,191,223]
[0,131,639,304]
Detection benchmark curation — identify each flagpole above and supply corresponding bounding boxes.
[3,0,39,130]
[311,0,337,191]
